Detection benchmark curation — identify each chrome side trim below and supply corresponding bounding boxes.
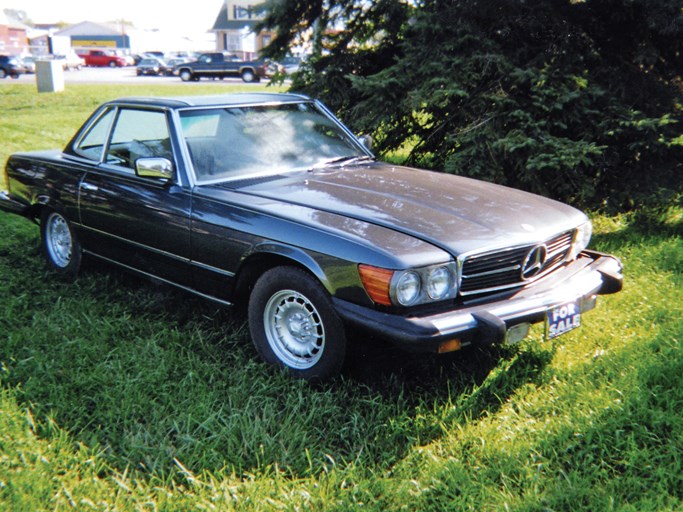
[74,223,236,277]
[76,223,190,263]
[83,250,233,307]
[191,259,235,278]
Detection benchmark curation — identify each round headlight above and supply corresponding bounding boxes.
[570,221,593,259]
[427,266,452,300]
[396,271,421,306]
[578,221,592,250]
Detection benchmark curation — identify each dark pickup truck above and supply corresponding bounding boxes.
[174,53,268,83]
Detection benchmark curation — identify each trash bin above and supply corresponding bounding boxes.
[35,60,65,93]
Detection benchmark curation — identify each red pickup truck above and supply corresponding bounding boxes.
[78,50,128,67]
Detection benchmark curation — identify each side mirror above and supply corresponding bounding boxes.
[358,134,373,151]
[136,157,174,181]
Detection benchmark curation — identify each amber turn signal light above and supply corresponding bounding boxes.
[358,264,394,306]
[438,338,462,354]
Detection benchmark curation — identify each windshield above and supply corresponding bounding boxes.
[179,102,367,183]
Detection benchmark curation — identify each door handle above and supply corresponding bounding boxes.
[80,182,99,192]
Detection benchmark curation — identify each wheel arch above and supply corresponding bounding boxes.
[25,194,67,223]
[178,67,194,80]
[239,67,259,82]
[233,244,331,306]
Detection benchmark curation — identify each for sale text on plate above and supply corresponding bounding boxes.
[547,299,581,339]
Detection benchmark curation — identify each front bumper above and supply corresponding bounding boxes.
[334,251,623,352]
[0,190,30,216]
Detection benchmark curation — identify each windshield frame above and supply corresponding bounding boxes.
[177,99,374,186]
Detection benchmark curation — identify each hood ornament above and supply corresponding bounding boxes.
[521,244,547,280]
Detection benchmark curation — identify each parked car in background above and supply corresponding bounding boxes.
[0,55,25,78]
[115,51,136,66]
[133,52,165,65]
[144,51,165,59]
[136,57,172,76]
[19,55,36,73]
[277,55,303,75]
[78,50,128,67]
[166,57,190,72]
[0,93,623,381]
[174,52,268,82]
[54,52,85,70]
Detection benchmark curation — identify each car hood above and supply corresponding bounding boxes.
[210,163,587,256]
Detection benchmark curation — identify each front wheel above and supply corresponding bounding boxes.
[248,267,347,381]
[179,69,193,82]
[40,209,82,278]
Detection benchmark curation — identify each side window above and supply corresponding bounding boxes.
[105,109,171,171]
[73,108,115,161]
[180,110,220,178]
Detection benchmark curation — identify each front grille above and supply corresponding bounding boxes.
[460,230,574,295]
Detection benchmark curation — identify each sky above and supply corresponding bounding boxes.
[4,0,225,36]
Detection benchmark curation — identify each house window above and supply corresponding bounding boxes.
[231,4,264,20]
[234,5,253,19]
[226,34,241,52]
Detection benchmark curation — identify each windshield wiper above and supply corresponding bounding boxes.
[310,155,373,171]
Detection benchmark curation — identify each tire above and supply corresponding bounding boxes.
[248,267,347,381]
[40,209,82,279]
[0,69,6,79]
[241,69,256,83]
[109,61,117,68]
[179,69,193,82]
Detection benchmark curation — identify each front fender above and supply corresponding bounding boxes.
[243,242,334,291]
[239,242,369,304]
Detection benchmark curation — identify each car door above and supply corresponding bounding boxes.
[195,53,223,78]
[75,105,193,286]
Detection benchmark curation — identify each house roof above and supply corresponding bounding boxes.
[1,11,28,29]
[56,21,123,37]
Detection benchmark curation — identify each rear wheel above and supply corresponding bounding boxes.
[0,69,6,79]
[40,209,82,278]
[248,267,346,381]
[241,69,256,83]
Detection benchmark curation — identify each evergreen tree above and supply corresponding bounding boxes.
[258,0,683,209]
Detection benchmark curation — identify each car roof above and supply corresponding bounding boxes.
[106,93,312,109]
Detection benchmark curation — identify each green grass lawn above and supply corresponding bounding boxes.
[1,84,682,510]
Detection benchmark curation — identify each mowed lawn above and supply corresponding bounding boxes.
[0,83,682,510]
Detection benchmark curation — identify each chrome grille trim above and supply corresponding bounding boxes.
[459,230,574,296]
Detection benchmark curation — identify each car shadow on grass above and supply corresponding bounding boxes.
[344,329,555,409]
[0,217,559,478]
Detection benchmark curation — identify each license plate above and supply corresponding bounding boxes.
[546,299,581,339]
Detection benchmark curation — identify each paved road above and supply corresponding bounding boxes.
[1,66,256,86]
